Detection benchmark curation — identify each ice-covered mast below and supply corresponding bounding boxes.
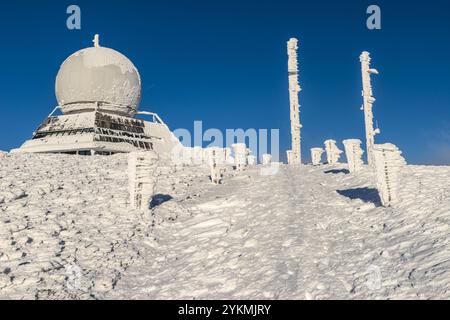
[287,38,302,165]
[360,51,380,167]
[93,34,100,47]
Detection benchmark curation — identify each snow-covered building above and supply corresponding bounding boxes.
[12,35,181,157]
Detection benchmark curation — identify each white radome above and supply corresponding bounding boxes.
[55,43,141,116]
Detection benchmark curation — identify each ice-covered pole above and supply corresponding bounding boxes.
[128,151,159,211]
[360,51,380,167]
[93,34,100,47]
[324,140,343,165]
[311,148,324,166]
[262,154,272,165]
[206,147,225,184]
[287,38,302,165]
[232,143,248,171]
[373,143,407,207]
[343,139,364,173]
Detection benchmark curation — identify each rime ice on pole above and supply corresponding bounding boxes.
[287,38,302,165]
[128,151,159,211]
[343,139,365,173]
[373,143,407,207]
[247,155,257,166]
[232,144,248,171]
[206,147,226,185]
[262,154,272,166]
[311,148,324,166]
[324,140,343,165]
[360,51,380,167]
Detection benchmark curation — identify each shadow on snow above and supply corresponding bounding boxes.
[336,188,382,206]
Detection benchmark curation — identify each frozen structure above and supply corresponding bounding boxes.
[247,155,257,166]
[128,151,159,211]
[262,154,272,165]
[287,38,302,165]
[205,147,226,166]
[360,51,381,167]
[373,143,407,207]
[0,151,7,158]
[12,35,181,157]
[286,151,293,165]
[207,148,225,184]
[343,139,364,173]
[232,143,248,171]
[324,140,343,165]
[310,148,324,166]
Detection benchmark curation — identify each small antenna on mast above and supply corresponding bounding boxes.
[93,34,100,47]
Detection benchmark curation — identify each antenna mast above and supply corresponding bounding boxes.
[287,38,302,165]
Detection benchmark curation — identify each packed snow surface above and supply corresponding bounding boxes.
[1,154,450,300]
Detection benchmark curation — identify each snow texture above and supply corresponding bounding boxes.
[1,154,450,300]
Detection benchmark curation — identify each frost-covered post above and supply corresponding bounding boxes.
[287,38,302,165]
[262,154,272,165]
[324,140,343,165]
[206,147,226,166]
[310,148,324,166]
[128,151,159,211]
[232,143,248,171]
[360,51,380,167]
[207,148,225,184]
[247,155,257,166]
[286,150,293,165]
[343,139,364,173]
[373,143,406,207]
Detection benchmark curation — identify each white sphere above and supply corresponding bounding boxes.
[55,46,141,116]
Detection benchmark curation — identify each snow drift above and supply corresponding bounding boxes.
[1,154,450,300]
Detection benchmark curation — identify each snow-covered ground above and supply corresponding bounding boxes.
[1,153,449,300]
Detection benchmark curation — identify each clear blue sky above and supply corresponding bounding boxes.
[0,0,449,164]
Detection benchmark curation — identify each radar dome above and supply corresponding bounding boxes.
[55,36,141,116]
